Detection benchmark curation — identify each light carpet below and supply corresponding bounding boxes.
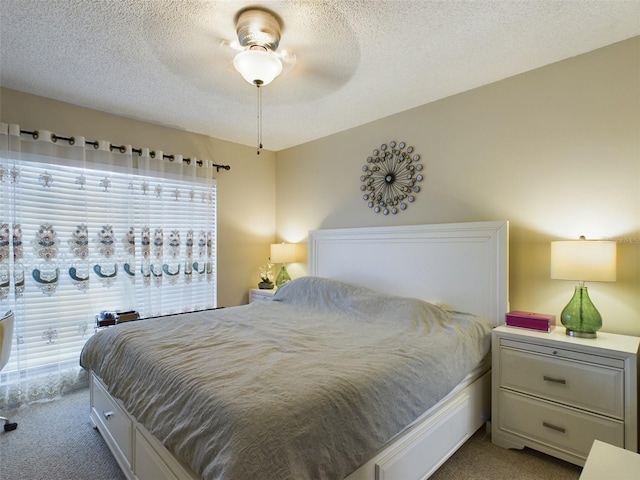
[0,387,125,480]
[0,387,582,479]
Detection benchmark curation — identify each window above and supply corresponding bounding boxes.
[1,129,217,406]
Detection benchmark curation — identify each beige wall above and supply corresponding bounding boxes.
[276,37,640,336]
[0,88,277,307]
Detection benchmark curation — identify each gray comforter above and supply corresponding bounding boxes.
[80,276,493,480]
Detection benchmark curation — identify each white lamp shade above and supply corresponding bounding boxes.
[270,243,297,264]
[233,49,282,86]
[551,240,616,282]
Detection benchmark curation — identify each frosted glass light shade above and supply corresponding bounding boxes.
[270,243,297,264]
[233,49,282,86]
[550,240,616,282]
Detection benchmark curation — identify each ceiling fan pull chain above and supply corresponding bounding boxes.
[256,82,263,155]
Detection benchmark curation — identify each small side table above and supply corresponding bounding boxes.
[249,288,276,303]
[491,325,639,466]
[580,440,640,479]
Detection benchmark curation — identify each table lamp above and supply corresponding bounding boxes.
[550,236,616,338]
[270,243,297,287]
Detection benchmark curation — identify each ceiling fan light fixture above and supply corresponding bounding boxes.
[233,47,282,86]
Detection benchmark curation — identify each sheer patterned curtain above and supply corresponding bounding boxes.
[0,124,217,407]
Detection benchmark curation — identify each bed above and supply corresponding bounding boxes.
[80,220,509,480]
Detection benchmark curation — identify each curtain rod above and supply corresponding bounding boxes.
[19,129,231,173]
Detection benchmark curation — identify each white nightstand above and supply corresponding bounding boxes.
[249,288,276,303]
[491,325,639,466]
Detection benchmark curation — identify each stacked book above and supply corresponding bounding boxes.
[96,310,140,328]
[116,310,140,323]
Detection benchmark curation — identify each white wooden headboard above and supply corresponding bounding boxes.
[308,221,509,326]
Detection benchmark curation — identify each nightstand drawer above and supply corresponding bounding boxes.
[501,338,625,369]
[249,289,275,303]
[499,390,624,460]
[500,346,623,418]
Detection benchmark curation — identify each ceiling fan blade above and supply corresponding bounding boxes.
[219,38,243,52]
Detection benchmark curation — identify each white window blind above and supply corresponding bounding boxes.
[0,154,216,402]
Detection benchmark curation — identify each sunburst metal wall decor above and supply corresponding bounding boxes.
[360,141,423,215]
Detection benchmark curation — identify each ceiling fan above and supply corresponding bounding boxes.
[148,2,357,152]
[219,6,299,154]
[224,7,296,87]
[141,1,358,102]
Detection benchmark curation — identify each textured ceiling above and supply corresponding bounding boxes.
[1,0,639,151]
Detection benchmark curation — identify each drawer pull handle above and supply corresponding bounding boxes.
[542,421,566,434]
[543,375,566,385]
[103,410,114,420]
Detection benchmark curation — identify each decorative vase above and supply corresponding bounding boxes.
[560,285,602,338]
[258,281,274,290]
